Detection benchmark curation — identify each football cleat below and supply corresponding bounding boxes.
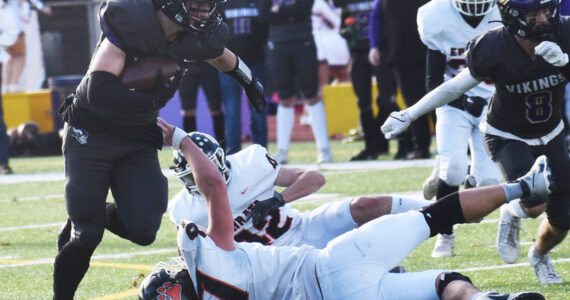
[422,162,439,200]
[431,234,454,258]
[472,291,545,300]
[516,155,551,200]
[274,149,288,165]
[528,245,563,284]
[317,148,332,164]
[496,204,521,264]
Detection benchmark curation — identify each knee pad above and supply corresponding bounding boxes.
[420,193,465,237]
[437,272,472,298]
[71,221,104,249]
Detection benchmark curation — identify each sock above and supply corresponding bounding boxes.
[505,199,528,218]
[502,182,524,202]
[307,101,330,151]
[390,196,432,214]
[105,202,130,240]
[183,116,196,133]
[276,105,294,152]
[53,243,96,300]
[212,113,225,148]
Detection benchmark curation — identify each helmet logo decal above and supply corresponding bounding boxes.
[156,281,182,300]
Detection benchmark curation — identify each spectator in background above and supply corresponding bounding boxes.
[219,0,268,155]
[337,0,400,161]
[371,0,431,159]
[2,0,23,94]
[179,62,226,146]
[312,0,350,87]
[260,0,332,164]
[0,0,20,174]
[19,0,51,90]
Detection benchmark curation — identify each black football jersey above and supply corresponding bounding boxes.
[467,17,570,139]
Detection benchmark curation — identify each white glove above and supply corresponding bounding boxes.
[381,110,412,139]
[535,41,569,67]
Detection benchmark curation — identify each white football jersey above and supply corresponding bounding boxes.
[169,145,304,246]
[178,222,321,300]
[417,0,500,99]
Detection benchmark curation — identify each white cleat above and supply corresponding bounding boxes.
[317,148,332,164]
[274,149,288,165]
[431,233,454,258]
[422,157,439,200]
[516,155,552,199]
[497,204,521,264]
[528,245,563,284]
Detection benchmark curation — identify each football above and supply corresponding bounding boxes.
[119,57,180,90]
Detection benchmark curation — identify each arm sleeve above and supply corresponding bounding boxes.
[369,0,381,48]
[407,68,481,120]
[426,49,446,92]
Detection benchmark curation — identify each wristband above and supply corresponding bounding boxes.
[172,127,187,151]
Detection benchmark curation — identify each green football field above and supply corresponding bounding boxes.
[0,141,568,299]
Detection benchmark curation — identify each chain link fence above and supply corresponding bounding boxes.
[38,0,102,85]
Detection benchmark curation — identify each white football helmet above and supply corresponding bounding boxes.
[454,0,496,17]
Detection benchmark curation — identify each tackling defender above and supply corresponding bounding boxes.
[143,116,549,300]
[383,0,570,284]
[168,131,431,249]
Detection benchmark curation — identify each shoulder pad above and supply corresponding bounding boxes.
[417,0,447,51]
[466,29,502,81]
[99,0,163,55]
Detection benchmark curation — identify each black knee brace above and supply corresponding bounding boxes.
[419,192,465,237]
[437,272,472,298]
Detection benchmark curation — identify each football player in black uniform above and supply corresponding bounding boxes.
[53,0,265,298]
[382,0,569,284]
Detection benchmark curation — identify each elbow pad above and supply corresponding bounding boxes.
[86,71,157,112]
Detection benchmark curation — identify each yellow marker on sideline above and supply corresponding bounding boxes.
[89,288,139,300]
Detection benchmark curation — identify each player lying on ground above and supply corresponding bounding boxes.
[145,116,549,300]
[168,131,432,249]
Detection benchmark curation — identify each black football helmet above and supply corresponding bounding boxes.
[497,0,561,41]
[154,0,226,36]
[453,0,496,17]
[138,257,198,300]
[172,131,231,196]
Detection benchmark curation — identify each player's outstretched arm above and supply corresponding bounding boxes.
[207,48,266,113]
[158,117,235,250]
[381,68,481,139]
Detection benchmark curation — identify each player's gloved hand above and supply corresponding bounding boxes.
[535,41,569,67]
[249,191,285,227]
[245,77,266,114]
[155,68,183,109]
[381,110,412,139]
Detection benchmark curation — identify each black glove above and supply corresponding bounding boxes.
[250,191,285,227]
[245,78,266,114]
[154,68,183,109]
